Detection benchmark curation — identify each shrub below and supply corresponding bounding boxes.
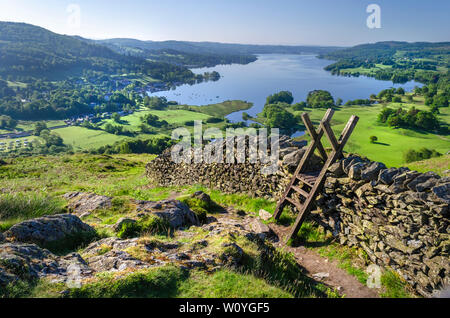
[404,148,442,163]
[206,117,223,124]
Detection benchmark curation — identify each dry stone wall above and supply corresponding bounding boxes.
[311,156,449,297]
[146,137,449,297]
[146,135,319,199]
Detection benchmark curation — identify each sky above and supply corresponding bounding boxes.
[0,0,449,46]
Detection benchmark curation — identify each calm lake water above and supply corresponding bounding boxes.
[150,54,421,122]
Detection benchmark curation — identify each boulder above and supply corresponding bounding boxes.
[192,191,212,206]
[137,200,199,228]
[4,214,95,247]
[64,192,112,216]
[249,219,271,239]
[87,250,150,272]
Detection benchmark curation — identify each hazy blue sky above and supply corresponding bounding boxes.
[0,0,448,46]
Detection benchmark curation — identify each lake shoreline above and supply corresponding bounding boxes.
[148,54,422,123]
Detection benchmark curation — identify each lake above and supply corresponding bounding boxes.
[149,54,421,122]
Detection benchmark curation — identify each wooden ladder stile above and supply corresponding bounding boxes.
[273,109,359,243]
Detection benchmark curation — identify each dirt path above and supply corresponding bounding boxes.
[269,223,379,298]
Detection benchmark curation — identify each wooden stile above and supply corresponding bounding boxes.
[273,109,359,243]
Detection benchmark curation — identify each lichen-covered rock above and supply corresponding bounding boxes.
[249,219,271,240]
[135,199,199,228]
[64,192,112,216]
[87,250,150,272]
[0,243,92,286]
[4,214,95,247]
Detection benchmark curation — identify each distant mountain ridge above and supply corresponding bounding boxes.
[94,38,342,56]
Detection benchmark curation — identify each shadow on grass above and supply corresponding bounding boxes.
[372,141,391,146]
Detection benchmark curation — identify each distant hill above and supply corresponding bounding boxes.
[321,41,450,85]
[321,41,450,63]
[0,22,194,81]
[95,38,341,56]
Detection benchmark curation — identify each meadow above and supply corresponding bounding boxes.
[290,98,450,168]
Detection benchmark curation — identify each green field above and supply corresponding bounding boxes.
[291,102,450,168]
[1,100,251,152]
[340,64,393,77]
[101,109,211,131]
[177,100,253,117]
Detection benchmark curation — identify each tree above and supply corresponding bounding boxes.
[396,87,405,95]
[336,98,343,106]
[262,104,297,132]
[370,136,378,144]
[33,122,48,136]
[266,91,294,105]
[112,112,121,123]
[306,90,335,108]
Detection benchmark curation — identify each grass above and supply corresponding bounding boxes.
[0,192,66,232]
[55,126,130,151]
[406,155,450,176]
[9,266,294,298]
[290,102,450,168]
[180,100,253,118]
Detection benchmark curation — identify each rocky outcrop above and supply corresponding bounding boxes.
[133,199,199,228]
[4,214,96,248]
[310,155,449,297]
[64,192,199,230]
[64,192,112,217]
[0,243,92,286]
[146,136,320,199]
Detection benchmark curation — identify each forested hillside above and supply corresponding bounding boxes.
[0,22,196,82]
[321,41,450,86]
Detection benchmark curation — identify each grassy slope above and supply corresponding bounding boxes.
[0,154,334,298]
[290,101,450,168]
[0,154,416,297]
